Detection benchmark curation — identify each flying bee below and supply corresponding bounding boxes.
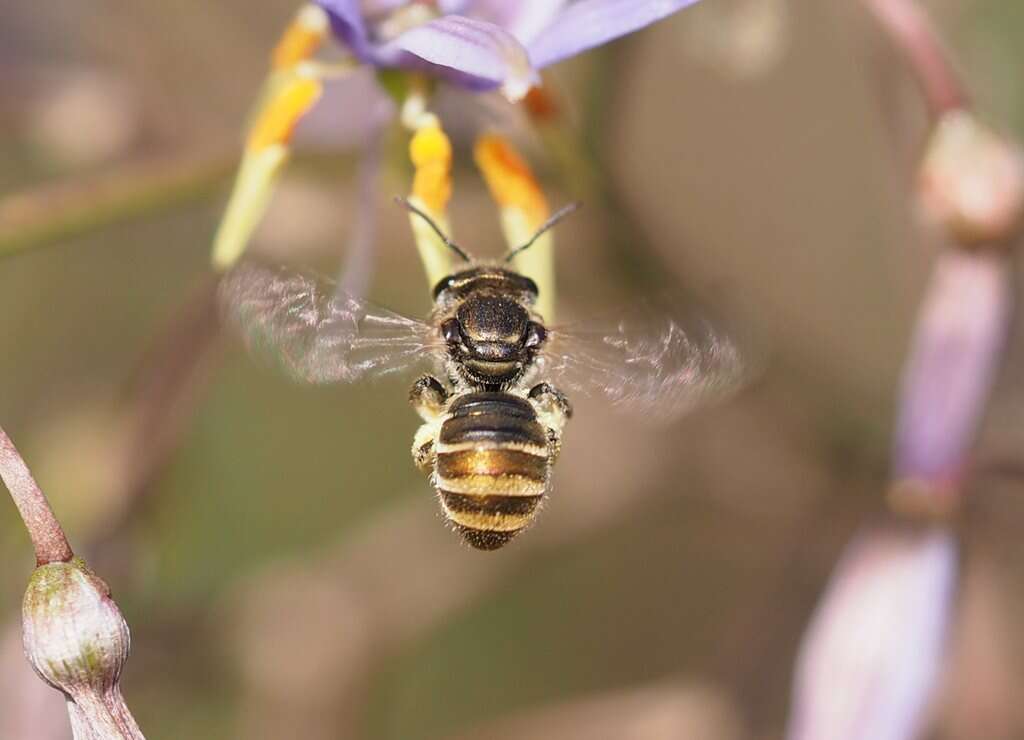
[220,201,746,550]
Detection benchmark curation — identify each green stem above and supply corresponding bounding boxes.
[0,149,357,260]
[0,152,236,259]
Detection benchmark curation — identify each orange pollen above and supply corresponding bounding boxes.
[523,86,559,122]
[410,125,453,214]
[474,134,549,227]
[246,77,322,152]
[272,8,329,69]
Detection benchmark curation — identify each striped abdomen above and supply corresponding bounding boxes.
[435,392,550,550]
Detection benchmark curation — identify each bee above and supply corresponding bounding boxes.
[220,201,745,550]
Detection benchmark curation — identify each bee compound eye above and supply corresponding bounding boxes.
[524,322,547,349]
[441,318,461,344]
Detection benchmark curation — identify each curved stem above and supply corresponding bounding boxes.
[0,426,74,565]
[0,152,237,260]
[862,0,969,116]
[0,149,357,261]
[68,688,145,740]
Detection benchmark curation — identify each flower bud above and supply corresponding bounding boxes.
[787,527,957,740]
[919,110,1024,246]
[890,250,1011,518]
[22,557,129,697]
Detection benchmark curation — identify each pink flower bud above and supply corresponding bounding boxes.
[890,251,1011,517]
[787,527,957,740]
[919,110,1024,246]
[22,558,143,739]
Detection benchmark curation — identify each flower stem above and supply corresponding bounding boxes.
[862,0,969,116]
[68,689,145,740]
[0,152,237,260]
[93,276,224,547]
[0,149,357,261]
[0,426,74,566]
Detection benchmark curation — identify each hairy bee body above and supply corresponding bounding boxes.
[434,392,551,550]
[409,267,570,550]
[222,238,742,552]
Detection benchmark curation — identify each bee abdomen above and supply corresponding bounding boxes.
[439,490,544,550]
[436,393,550,550]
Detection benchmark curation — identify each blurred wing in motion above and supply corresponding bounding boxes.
[220,262,439,384]
[540,309,749,423]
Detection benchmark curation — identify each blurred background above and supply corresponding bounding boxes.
[1,1,1024,738]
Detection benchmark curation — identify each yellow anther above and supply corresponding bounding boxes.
[474,134,556,321]
[272,4,330,70]
[474,134,549,229]
[246,76,322,153]
[410,124,453,214]
[211,145,289,271]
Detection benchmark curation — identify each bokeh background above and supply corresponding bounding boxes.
[2,1,1024,738]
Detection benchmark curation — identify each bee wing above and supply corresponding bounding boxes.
[219,262,439,384]
[538,308,749,423]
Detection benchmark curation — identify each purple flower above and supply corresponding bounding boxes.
[892,251,1011,492]
[316,0,703,100]
[787,527,957,740]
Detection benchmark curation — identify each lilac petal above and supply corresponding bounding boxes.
[437,0,473,13]
[377,15,539,101]
[528,0,704,69]
[788,527,957,740]
[316,0,375,60]
[294,66,395,149]
[462,0,569,44]
[893,251,1011,485]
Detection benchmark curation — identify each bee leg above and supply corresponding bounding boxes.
[529,383,572,461]
[409,375,448,421]
[410,376,447,474]
[529,383,572,423]
[411,423,437,473]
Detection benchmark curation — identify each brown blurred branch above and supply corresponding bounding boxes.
[0,152,237,258]
[862,0,968,116]
[0,148,358,260]
[91,277,225,551]
[0,426,74,566]
[452,681,745,740]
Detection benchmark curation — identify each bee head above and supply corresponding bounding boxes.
[442,293,546,386]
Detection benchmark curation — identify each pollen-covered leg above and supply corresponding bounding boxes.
[411,420,440,473]
[409,375,448,420]
[409,376,447,473]
[529,382,572,460]
[529,382,572,427]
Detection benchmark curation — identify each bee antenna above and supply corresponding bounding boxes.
[505,202,583,263]
[394,197,472,262]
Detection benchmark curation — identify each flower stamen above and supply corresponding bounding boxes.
[272,4,330,70]
[474,134,556,320]
[406,111,456,287]
[246,75,323,153]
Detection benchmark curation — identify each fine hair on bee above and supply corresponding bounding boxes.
[394,196,585,549]
[223,194,744,551]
